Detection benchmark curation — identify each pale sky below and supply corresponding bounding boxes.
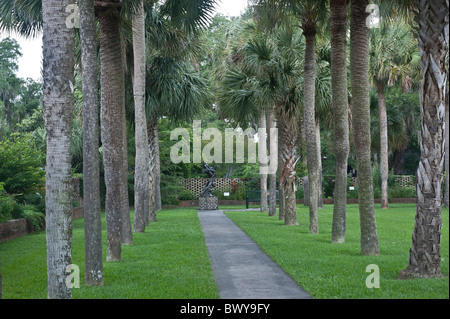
[0,0,249,82]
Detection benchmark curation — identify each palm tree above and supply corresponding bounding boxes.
[131,0,150,233]
[218,23,304,225]
[42,0,75,298]
[256,0,328,232]
[298,0,328,234]
[350,0,379,256]
[445,82,449,208]
[98,0,127,261]
[267,108,277,216]
[400,0,448,278]
[143,0,217,215]
[0,0,42,38]
[369,19,419,209]
[330,0,349,244]
[258,109,269,212]
[79,0,103,285]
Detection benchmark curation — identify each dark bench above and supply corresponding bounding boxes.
[245,190,279,209]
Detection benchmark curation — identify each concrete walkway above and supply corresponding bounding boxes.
[198,209,312,299]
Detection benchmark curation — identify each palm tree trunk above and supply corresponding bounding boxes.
[154,122,162,212]
[445,72,449,208]
[259,110,268,212]
[303,29,319,234]
[278,114,299,226]
[147,118,158,222]
[330,0,349,244]
[42,0,75,299]
[377,80,389,209]
[120,37,133,246]
[401,0,448,278]
[278,146,285,220]
[316,121,323,208]
[267,108,277,216]
[299,113,308,206]
[99,5,125,261]
[80,0,103,286]
[350,0,379,256]
[132,0,150,233]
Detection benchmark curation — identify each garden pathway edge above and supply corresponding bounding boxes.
[198,209,312,299]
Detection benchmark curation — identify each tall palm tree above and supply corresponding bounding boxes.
[350,0,379,256]
[131,0,150,233]
[258,109,269,212]
[42,0,75,298]
[79,0,103,285]
[369,19,419,209]
[267,108,277,216]
[330,0,349,244]
[400,0,448,278]
[143,0,217,214]
[298,0,328,234]
[98,0,127,261]
[218,23,304,225]
[443,31,448,210]
[256,0,328,232]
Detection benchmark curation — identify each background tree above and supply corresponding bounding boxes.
[79,0,103,285]
[400,0,448,278]
[369,18,419,209]
[42,0,75,298]
[0,38,24,132]
[131,0,150,233]
[350,0,379,256]
[297,0,328,234]
[330,0,349,243]
[98,0,127,261]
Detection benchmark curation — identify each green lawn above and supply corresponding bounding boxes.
[1,204,448,299]
[0,208,219,299]
[225,204,449,299]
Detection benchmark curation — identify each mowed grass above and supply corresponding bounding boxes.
[0,208,219,299]
[225,204,449,299]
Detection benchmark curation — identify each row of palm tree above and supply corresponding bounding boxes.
[218,0,447,275]
[1,0,217,298]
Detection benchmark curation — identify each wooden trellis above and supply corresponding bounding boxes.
[394,175,416,188]
[183,178,246,198]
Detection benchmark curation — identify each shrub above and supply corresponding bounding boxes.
[11,201,25,219]
[178,190,193,201]
[0,182,15,222]
[322,175,335,198]
[212,184,246,200]
[22,208,45,232]
[23,193,45,214]
[0,196,14,223]
[0,136,45,194]
[296,185,304,200]
[388,187,416,199]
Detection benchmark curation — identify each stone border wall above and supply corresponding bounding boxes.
[0,219,29,243]
[0,207,84,243]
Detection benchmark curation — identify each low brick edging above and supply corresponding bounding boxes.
[0,207,84,243]
[0,219,30,243]
[72,207,84,219]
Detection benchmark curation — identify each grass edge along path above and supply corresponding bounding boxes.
[225,204,449,299]
[0,208,219,299]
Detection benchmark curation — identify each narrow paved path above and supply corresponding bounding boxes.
[198,210,312,299]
